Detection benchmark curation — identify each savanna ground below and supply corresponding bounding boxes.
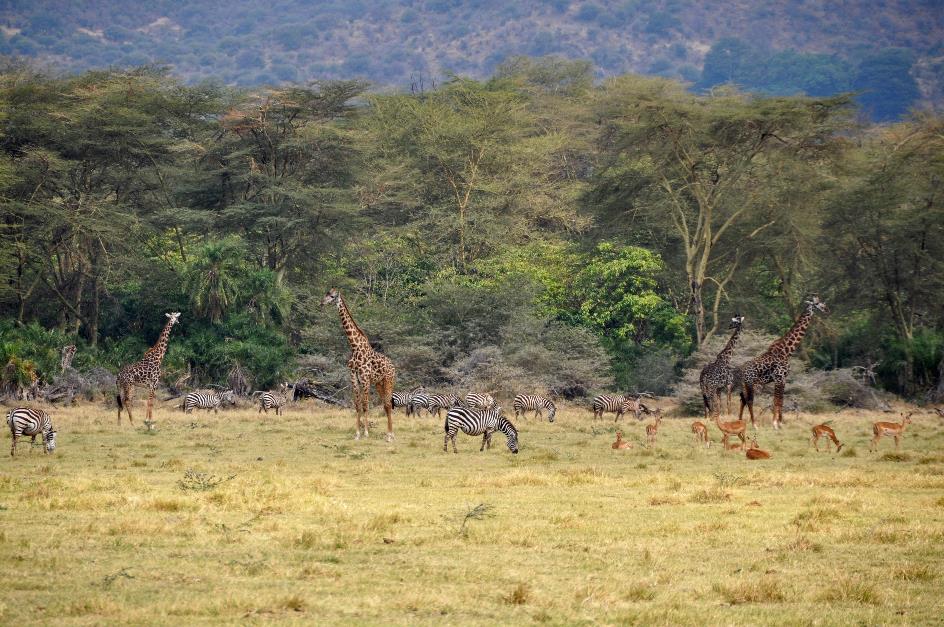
[1,399,943,625]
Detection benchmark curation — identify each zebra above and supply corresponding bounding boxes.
[465,392,496,410]
[512,394,556,422]
[258,385,289,415]
[444,406,518,454]
[426,393,461,418]
[183,389,237,414]
[591,394,645,421]
[408,393,431,417]
[392,386,424,415]
[7,407,57,456]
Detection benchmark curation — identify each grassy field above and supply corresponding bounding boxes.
[1,399,943,625]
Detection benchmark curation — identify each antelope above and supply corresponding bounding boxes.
[691,421,710,448]
[714,413,747,451]
[612,431,633,450]
[810,423,843,452]
[745,437,771,460]
[870,412,913,452]
[645,412,663,447]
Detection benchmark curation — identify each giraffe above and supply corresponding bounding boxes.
[736,296,828,429]
[115,312,181,425]
[322,289,396,441]
[699,314,745,419]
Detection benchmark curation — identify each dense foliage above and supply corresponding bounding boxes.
[1,59,942,401]
[1,1,941,120]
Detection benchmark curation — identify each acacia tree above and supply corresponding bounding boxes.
[593,77,850,344]
[823,113,944,392]
[0,68,217,344]
[199,82,366,286]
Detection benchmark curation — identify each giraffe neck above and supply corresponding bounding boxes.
[146,318,176,365]
[715,325,742,367]
[336,295,370,353]
[775,307,814,356]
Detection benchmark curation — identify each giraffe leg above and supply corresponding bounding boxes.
[145,388,155,423]
[740,383,755,427]
[351,373,364,439]
[377,377,394,442]
[773,383,785,430]
[725,386,733,416]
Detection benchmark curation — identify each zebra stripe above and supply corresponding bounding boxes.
[392,391,411,409]
[408,393,431,417]
[184,389,236,414]
[592,394,644,421]
[465,393,496,410]
[258,391,287,415]
[426,393,460,418]
[512,394,556,422]
[393,387,425,415]
[7,407,56,456]
[444,406,518,454]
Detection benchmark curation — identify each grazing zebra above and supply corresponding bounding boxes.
[444,406,518,454]
[465,392,496,410]
[392,391,412,412]
[258,386,289,415]
[7,407,57,456]
[183,389,237,414]
[392,387,424,415]
[512,394,556,422]
[592,394,645,421]
[408,393,431,417]
[426,393,460,418]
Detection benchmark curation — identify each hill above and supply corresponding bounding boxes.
[2,0,943,119]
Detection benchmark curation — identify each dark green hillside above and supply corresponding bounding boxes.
[1,1,942,119]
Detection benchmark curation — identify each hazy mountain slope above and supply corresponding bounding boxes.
[2,0,942,114]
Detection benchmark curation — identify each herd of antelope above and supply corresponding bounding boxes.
[608,409,919,461]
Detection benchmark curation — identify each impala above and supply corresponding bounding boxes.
[691,421,710,448]
[810,423,843,452]
[870,412,913,452]
[714,413,747,451]
[745,437,770,460]
[612,431,633,450]
[645,411,663,447]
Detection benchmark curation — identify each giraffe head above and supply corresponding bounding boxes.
[166,312,182,325]
[321,288,340,307]
[803,296,829,315]
[729,314,745,329]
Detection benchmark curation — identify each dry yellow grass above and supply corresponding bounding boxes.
[1,401,943,624]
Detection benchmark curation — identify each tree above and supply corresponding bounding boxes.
[822,113,944,392]
[199,81,366,285]
[593,76,850,344]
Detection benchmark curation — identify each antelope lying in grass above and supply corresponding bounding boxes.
[745,437,770,460]
[612,431,633,449]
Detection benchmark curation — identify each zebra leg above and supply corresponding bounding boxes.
[480,433,488,451]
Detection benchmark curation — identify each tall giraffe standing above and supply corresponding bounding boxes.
[699,314,745,418]
[115,312,181,425]
[322,289,396,441]
[736,296,828,429]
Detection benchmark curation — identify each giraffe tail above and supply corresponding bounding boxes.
[116,392,124,410]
